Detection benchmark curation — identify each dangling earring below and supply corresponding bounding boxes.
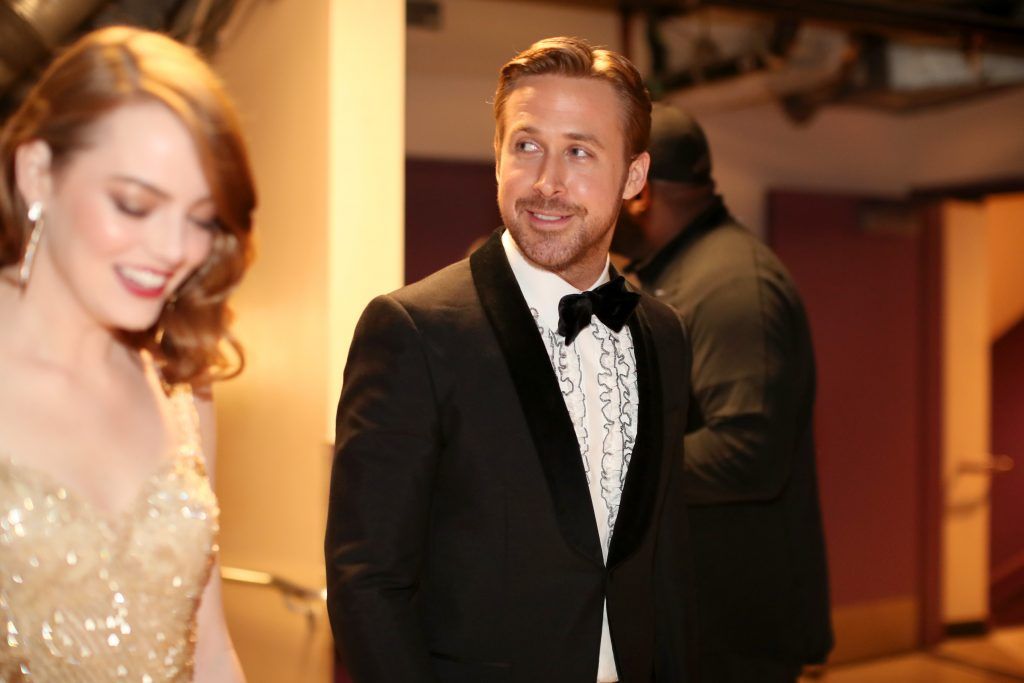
[18,201,44,290]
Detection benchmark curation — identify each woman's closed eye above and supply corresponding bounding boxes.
[189,214,220,232]
[112,195,153,218]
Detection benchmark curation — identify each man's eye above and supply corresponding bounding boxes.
[569,147,591,158]
[517,140,539,153]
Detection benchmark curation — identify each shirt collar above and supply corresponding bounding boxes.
[502,229,610,332]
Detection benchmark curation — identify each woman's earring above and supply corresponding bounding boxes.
[18,201,44,290]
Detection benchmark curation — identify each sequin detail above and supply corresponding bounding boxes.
[0,385,218,682]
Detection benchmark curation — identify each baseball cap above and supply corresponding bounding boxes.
[647,103,713,185]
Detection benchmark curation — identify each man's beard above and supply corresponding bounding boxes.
[501,194,618,274]
[501,190,623,276]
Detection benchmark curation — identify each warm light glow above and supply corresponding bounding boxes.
[987,194,1024,341]
[941,201,991,624]
[328,0,406,439]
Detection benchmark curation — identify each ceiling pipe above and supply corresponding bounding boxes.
[0,0,107,92]
[700,0,1024,53]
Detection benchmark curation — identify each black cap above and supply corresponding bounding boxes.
[647,103,712,185]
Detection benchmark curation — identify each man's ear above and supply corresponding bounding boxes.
[622,151,650,200]
[14,140,54,210]
[624,181,652,217]
[494,133,504,183]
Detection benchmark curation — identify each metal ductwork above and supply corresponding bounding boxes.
[0,0,107,92]
[642,2,1024,121]
[0,0,246,119]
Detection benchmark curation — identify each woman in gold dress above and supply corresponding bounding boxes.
[0,26,254,682]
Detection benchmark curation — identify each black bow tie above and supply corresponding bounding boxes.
[557,276,640,345]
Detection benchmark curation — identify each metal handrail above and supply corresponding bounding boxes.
[221,565,326,602]
[957,454,1015,476]
[220,565,326,627]
[945,454,1016,514]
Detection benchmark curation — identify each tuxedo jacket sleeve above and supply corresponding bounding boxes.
[325,294,440,682]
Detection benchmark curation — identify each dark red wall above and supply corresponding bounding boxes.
[405,157,500,284]
[991,317,1024,625]
[769,192,936,608]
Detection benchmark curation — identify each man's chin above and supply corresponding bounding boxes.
[524,243,597,281]
[521,247,571,273]
[518,217,614,262]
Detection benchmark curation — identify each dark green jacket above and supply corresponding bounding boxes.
[631,198,834,665]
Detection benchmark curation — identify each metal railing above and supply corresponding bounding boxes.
[220,565,326,629]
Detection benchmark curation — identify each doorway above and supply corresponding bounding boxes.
[769,189,1024,671]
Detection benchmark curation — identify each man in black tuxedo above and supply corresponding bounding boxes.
[325,38,698,683]
[617,104,833,682]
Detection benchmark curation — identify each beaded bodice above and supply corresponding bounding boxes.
[0,384,219,682]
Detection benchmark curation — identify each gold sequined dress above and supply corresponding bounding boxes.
[0,384,219,682]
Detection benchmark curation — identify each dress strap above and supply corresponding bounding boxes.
[139,349,205,462]
[167,383,204,460]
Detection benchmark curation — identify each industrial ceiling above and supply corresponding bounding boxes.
[3,0,1024,121]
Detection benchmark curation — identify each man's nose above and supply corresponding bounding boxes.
[533,155,566,197]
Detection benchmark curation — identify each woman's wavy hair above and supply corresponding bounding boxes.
[0,26,256,386]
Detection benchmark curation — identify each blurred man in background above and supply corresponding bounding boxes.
[615,103,834,683]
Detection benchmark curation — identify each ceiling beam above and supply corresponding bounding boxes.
[500,0,1024,51]
[700,0,1024,51]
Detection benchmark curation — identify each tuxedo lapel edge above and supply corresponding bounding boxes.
[608,296,666,569]
[470,230,604,566]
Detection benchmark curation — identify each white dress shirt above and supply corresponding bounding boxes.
[502,230,638,683]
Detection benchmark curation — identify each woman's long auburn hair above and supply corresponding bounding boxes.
[0,26,256,386]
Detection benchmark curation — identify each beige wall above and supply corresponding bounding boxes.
[987,194,1024,341]
[696,88,1024,236]
[211,0,405,681]
[941,202,991,625]
[329,0,407,433]
[407,0,622,161]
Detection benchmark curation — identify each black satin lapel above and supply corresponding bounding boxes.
[470,230,604,566]
[607,298,665,569]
